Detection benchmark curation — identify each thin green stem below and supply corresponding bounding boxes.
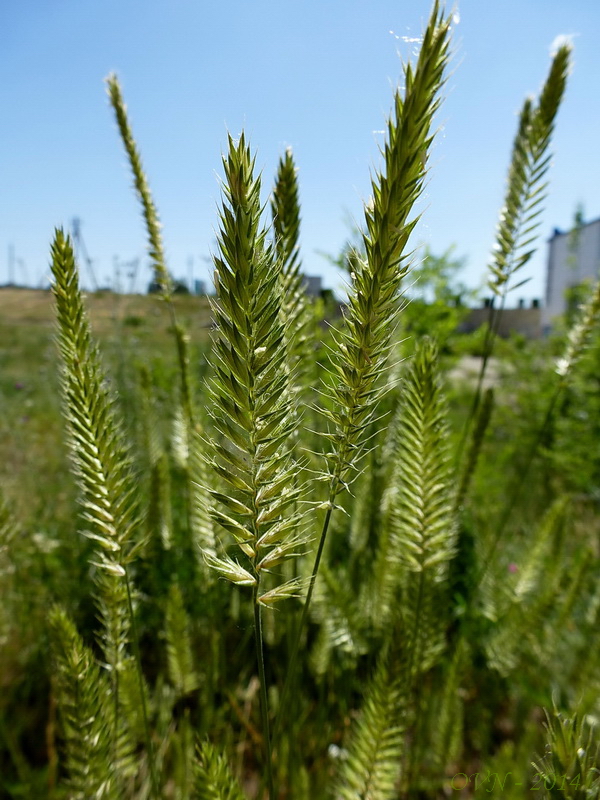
[113,653,120,789]
[253,586,275,800]
[172,314,195,428]
[456,293,505,466]
[455,388,494,513]
[270,479,337,757]
[125,571,160,799]
[402,570,425,798]
[300,490,336,638]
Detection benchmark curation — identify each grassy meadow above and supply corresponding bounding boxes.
[0,288,211,532]
[2,3,600,799]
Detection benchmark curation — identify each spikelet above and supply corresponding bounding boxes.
[205,133,306,606]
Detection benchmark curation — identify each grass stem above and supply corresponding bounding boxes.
[125,571,161,800]
[253,587,275,800]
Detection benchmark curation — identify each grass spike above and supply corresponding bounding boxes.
[461,42,571,447]
[50,229,159,798]
[206,132,309,799]
[273,3,453,755]
[323,2,451,491]
[206,132,305,602]
[50,228,141,606]
[193,741,246,800]
[556,278,600,379]
[165,584,200,699]
[475,277,600,590]
[313,0,451,580]
[49,607,116,800]
[106,73,173,297]
[485,497,569,675]
[391,339,456,675]
[272,147,311,393]
[107,73,198,450]
[532,708,600,800]
[487,43,570,299]
[335,645,407,800]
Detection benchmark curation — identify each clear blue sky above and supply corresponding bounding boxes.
[1,0,599,304]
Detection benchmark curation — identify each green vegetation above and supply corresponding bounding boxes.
[2,4,600,799]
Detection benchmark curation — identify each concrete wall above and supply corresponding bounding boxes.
[459,307,542,338]
[543,218,600,330]
[302,275,323,297]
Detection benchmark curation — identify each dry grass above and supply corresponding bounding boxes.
[0,286,212,334]
[0,286,212,535]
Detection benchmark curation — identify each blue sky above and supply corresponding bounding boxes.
[1,0,599,303]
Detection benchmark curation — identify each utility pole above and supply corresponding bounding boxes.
[7,244,15,285]
[126,258,139,294]
[71,217,99,290]
[187,255,194,293]
[17,259,28,286]
[113,255,121,293]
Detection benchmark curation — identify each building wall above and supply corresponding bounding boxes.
[302,275,322,297]
[459,307,542,339]
[543,218,600,330]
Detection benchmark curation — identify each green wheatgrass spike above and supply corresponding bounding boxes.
[49,607,115,799]
[272,1,454,765]
[323,3,451,494]
[50,230,159,798]
[391,339,455,679]
[272,148,310,389]
[488,43,570,298]
[105,73,173,298]
[205,133,306,603]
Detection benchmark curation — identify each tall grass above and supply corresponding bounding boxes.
[3,4,600,800]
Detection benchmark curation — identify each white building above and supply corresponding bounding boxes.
[543,217,600,331]
[302,274,322,297]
